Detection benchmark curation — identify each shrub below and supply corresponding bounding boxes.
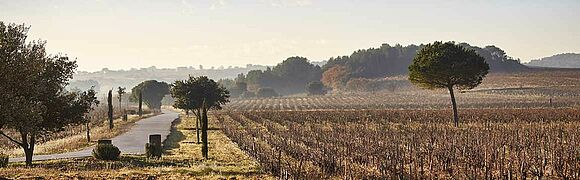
[146,143,162,158]
[257,87,279,98]
[92,144,121,160]
[0,153,8,168]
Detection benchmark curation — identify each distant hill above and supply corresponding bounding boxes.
[526,53,580,68]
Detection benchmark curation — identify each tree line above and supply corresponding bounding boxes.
[218,43,526,96]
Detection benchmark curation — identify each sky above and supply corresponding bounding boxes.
[1,0,579,71]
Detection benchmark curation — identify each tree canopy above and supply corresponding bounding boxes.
[0,22,97,166]
[409,42,490,90]
[171,76,230,112]
[130,80,170,110]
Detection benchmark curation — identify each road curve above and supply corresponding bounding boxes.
[9,109,179,162]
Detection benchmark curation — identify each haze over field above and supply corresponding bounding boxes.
[1,0,579,71]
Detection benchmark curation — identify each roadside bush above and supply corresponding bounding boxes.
[0,153,8,168]
[92,144,121,160]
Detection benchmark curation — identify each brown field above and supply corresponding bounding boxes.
[216,70,580,179]
[225,70,580,111]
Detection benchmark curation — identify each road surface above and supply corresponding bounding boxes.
[9,109,179,162]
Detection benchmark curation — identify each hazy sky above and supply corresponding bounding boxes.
[1,0,579,71]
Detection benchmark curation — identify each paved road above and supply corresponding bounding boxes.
[9,109,179,162]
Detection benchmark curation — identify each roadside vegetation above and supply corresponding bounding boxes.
[0,114,272,179]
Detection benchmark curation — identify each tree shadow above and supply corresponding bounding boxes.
[162,118,185,153]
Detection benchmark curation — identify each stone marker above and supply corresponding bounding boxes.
[146,134,162,158]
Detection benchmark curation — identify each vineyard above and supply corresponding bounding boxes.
[216,70,580,178]
[216,108,580,179]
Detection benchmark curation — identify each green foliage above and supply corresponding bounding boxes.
[324,44,421,79]
[0,21,97,166]
[257,88,279,98]
[145,143,162,158]
[92,144,121,161]
[409,41,489,90]
[306,81,326,96]
[130,80,170,110]
[171,76,230,112]
[242,57,322,95]
[0,153,7,168]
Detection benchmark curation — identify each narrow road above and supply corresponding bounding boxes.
[9,109,179,162]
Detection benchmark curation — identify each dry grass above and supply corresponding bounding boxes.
[3,113,156,158]
[0,113,272,179]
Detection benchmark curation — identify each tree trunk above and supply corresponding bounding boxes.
[108,90,114,129]
[138,92,143,117]
[448,86,459,127]
[201,107,209,159]
[86,122,91,142]
[119,98,123,114]
[196,116,200,144]
[195,109,201,144]
[23,136,35,167]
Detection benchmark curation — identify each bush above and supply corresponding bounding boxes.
[257,87,279,98]
[146,143,162,158]
[0,153,8,168]
[92,144,121,160]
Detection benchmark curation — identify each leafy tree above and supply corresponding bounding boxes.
[117,87,126,113]
[409,41,489,127]
[306,81,326,95]
[80,88,99,142]
[130,80,170,110]
[171,76,229,159]
[0,22,96,166]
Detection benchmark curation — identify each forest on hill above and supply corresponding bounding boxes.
[227,42,528,96]
[525,53,580,68]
